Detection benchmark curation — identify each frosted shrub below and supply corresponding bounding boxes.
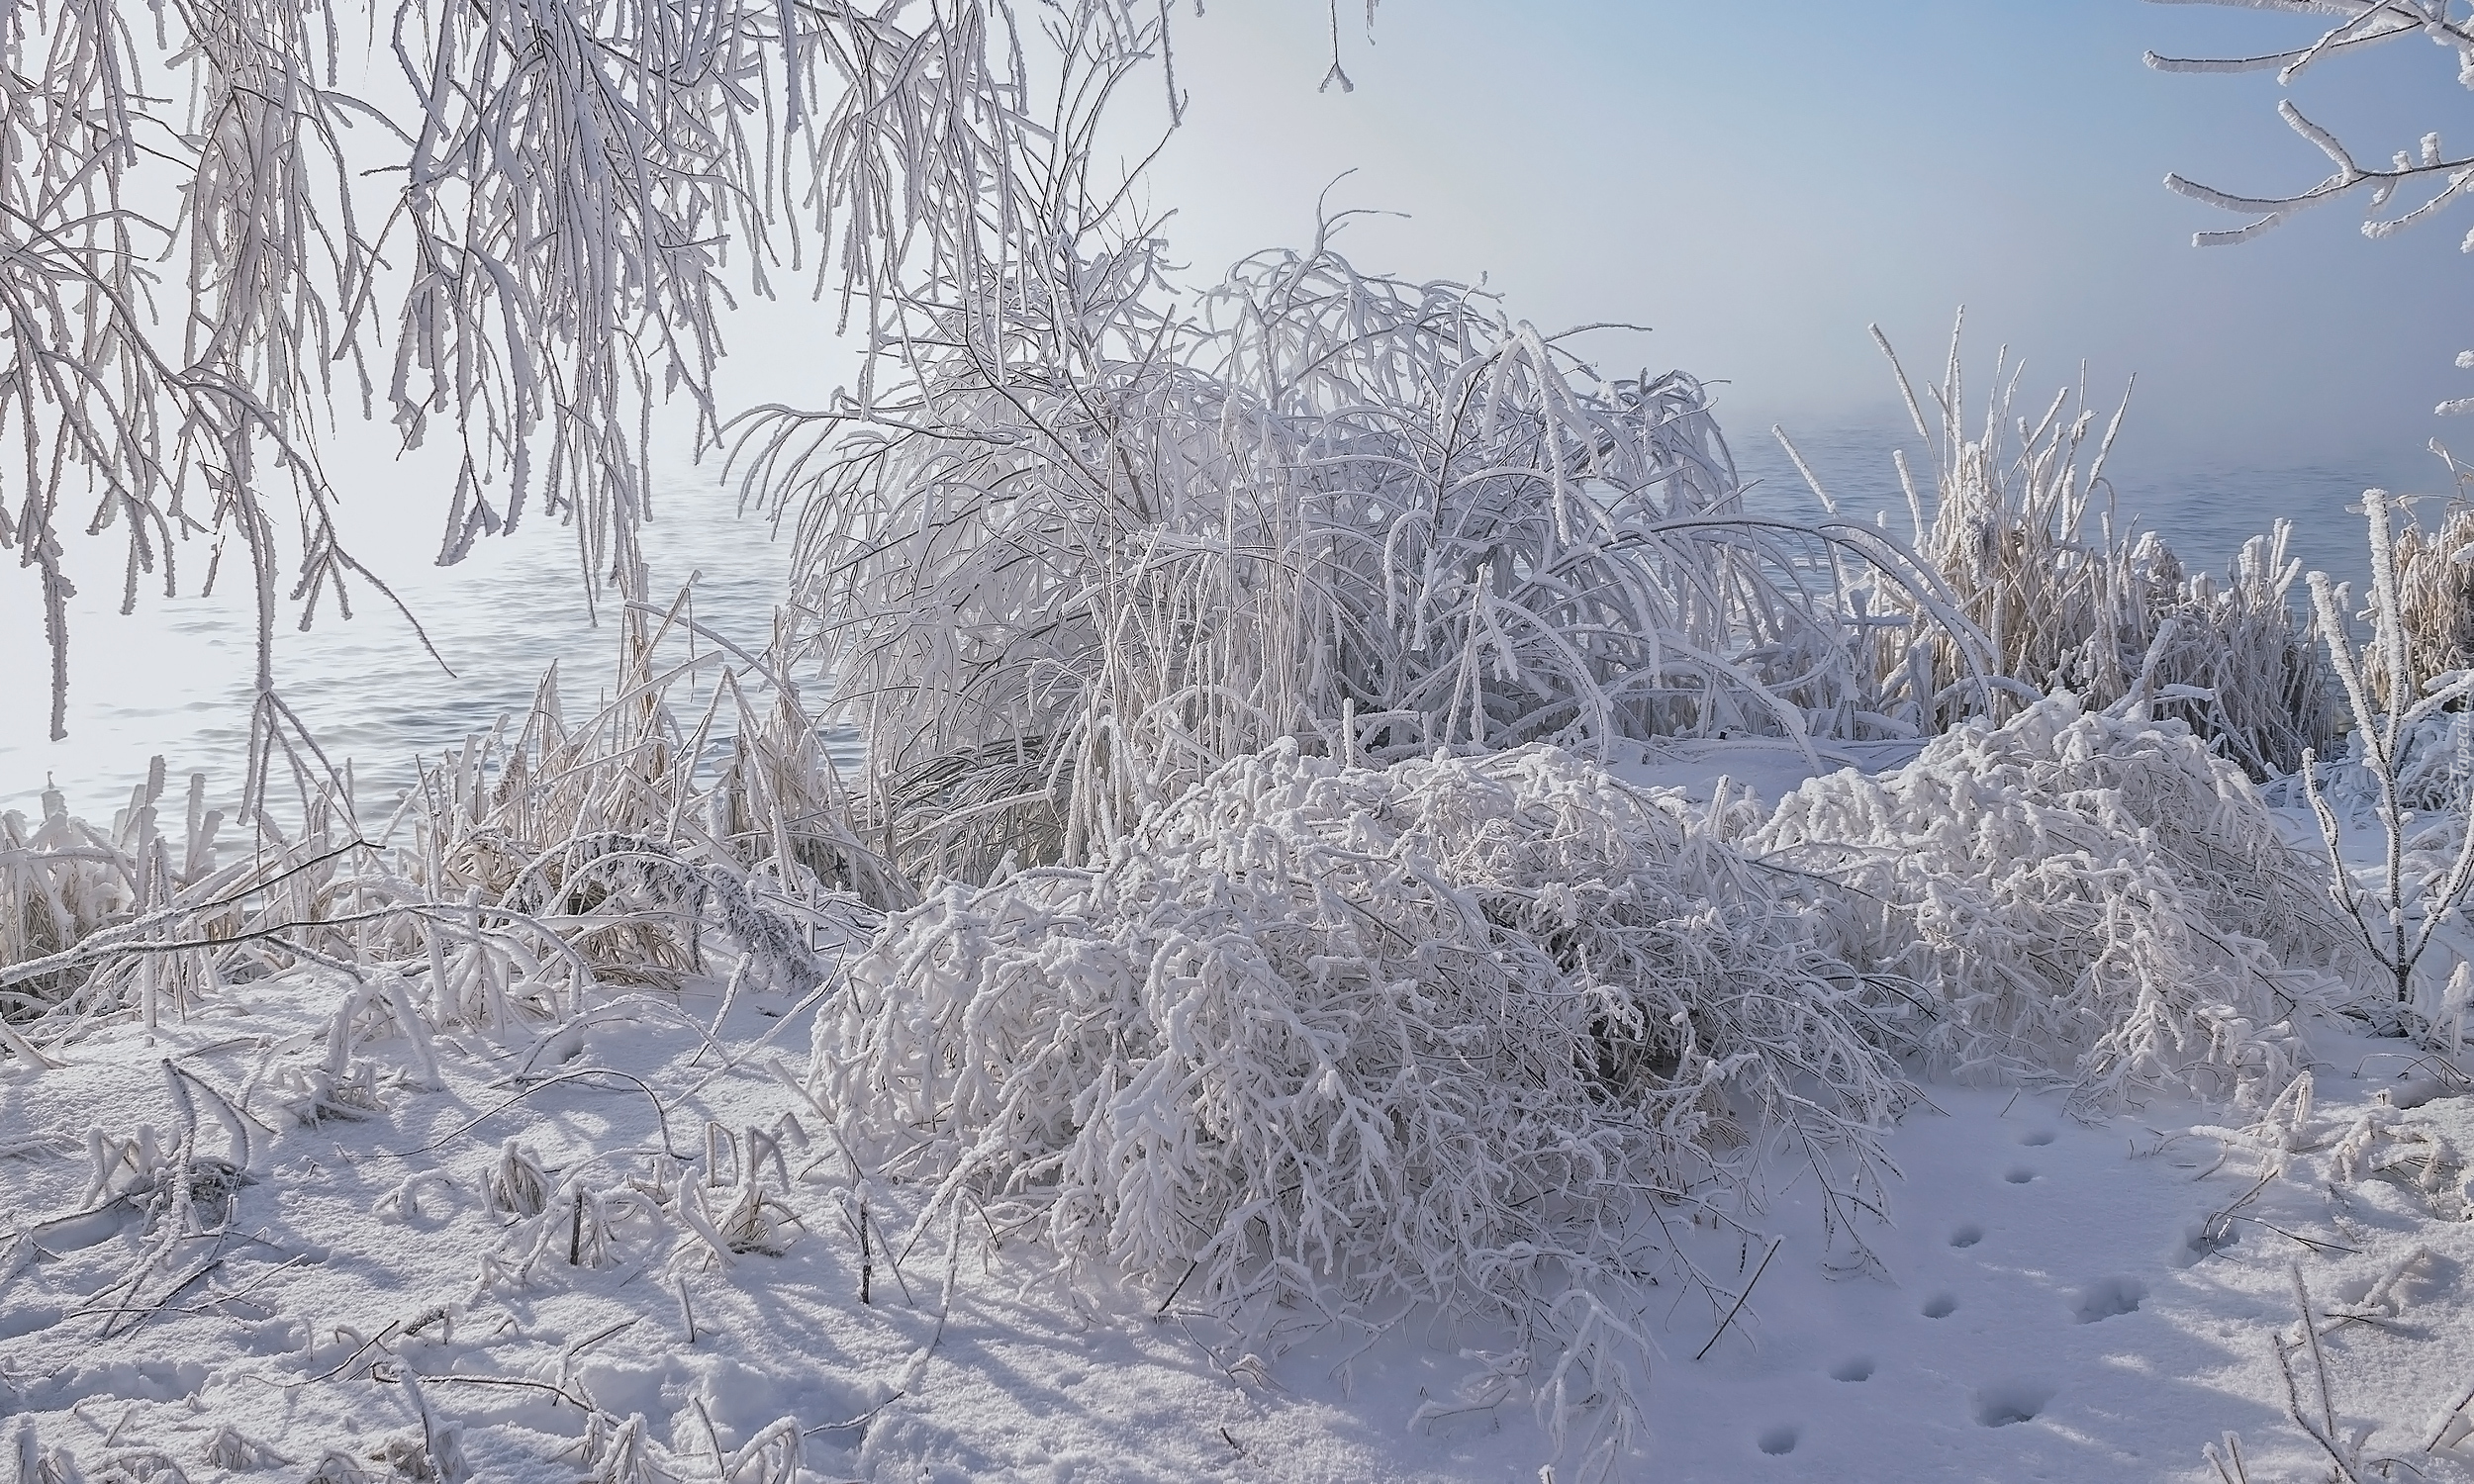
[744,228,1985,880]
[1757,694,2352,1103]
[808,744,1911,1368]
[730,19,1994,881]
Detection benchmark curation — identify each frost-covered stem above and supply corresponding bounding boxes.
[2382,740,2412,1007]
[2301,748,2380,965]
[2308,492,2474,1007]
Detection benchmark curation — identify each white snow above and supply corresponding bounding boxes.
[8,739,2474,1483]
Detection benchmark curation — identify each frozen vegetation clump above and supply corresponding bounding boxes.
[1829,319,2336,776]
[809,742,1911,1342]
[0,601,873,1055]
[1757,693,2357,1104]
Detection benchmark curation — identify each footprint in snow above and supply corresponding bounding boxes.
[2018,1128,2056,1147]
[1972,1380,2058,1428]
[1949,1224,1984,1249]
[2071,1276,2147,1324]
[1757,1426,1800,1456]
[2173,1218,2239,1266]
[1921,1293,1959,1319]
[1829,1356,1875,1382]
[2004,1165,2038,1184]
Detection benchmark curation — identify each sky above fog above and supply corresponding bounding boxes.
[1043,0,2474,480]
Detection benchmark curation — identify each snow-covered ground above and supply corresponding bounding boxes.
[7,747,2474,1484]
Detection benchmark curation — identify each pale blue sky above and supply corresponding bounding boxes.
[1090,1,2474,479]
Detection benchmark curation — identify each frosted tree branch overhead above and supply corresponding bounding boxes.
[0,0,1172,745]
[2148,0,2474,411]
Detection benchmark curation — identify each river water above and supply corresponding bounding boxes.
[0,423,2454,825]
[0,462,800,825]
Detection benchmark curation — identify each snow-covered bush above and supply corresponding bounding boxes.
[742,216,1986,881]
[807,742,1910,1357]
[1756,693,2353,1103]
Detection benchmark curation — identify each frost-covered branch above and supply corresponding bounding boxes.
[0,0,1171,738]
[2303,488,2474,1012]
[2147,0,2474,411]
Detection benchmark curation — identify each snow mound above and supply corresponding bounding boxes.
[1757,694,2350,1104]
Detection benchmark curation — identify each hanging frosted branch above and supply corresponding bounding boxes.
[2150,0,2474,410]
[0,0,1167,740]
[0,2,179,740]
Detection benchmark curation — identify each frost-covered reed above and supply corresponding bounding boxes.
[1840,319,2334,776]
[2,764,223,1018]
[2387,500,2474,701]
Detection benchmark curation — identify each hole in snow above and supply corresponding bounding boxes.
[1949,1224,1984,1249]
[2019,1129,2055,1147]
[2004,1166,2037,1184]
[1830,1357,1874,1382]
[2174,1219,2239,1267]
[2072,1276,2147,1324]
[1921,1293,1958,1319]
[1972,1381,2057,1428]
[1758,1426,1799,1456]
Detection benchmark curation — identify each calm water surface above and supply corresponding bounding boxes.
[0,467,803,824]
